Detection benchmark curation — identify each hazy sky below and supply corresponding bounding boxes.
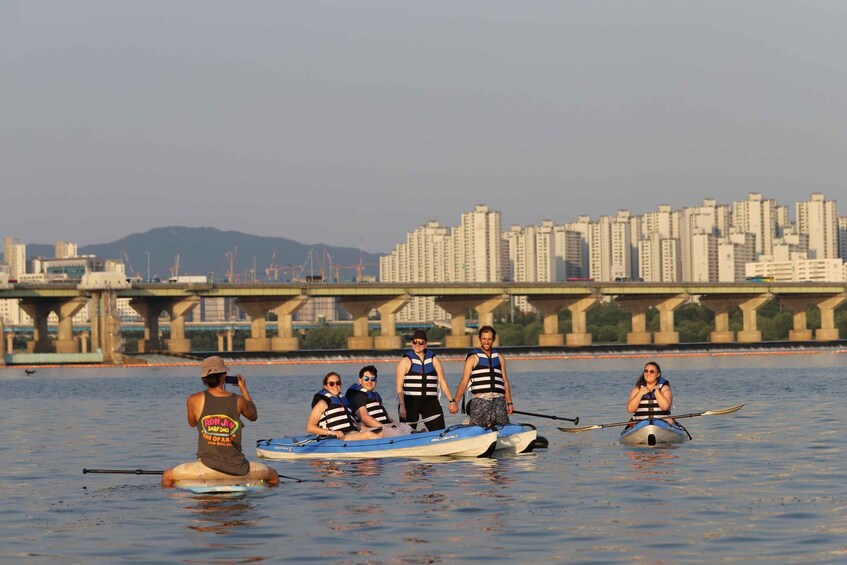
[3,1,846,252]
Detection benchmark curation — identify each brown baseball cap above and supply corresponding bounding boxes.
[200,356,229,377]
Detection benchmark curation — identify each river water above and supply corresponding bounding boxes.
[2,351,846,564]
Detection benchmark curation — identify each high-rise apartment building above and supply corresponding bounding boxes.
[552,225,583,280]
[55,241,79,259]
[504,221,556,311]
[3,237,26,279]
[732,193,783,258]
[589,212,633,281]
[455,204,503,283]
[796,193,838,260]
[717,231,755,282]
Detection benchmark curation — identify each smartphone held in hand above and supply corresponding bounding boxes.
[225,375,239,385]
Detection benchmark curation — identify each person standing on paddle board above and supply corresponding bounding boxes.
[345,366,413,437]
[395,330,455,431]
[308,372,383,440]
[161,356,279,487]
[451,325,514,426]
[626,361,675,424]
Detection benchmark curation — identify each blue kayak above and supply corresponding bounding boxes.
[256,424,498,460]
[619,419,691,446]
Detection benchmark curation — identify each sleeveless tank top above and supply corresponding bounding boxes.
[196,391,249,476]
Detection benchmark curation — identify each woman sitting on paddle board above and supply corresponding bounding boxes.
[451,325,514,427]
[626,361,675,424]
[308,372,383,440]
[161,356,279,488]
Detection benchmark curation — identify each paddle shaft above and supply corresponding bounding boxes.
[512,410,579,425]
[83,468,164,475]
[559,403,744,433]
[83,467,320,483]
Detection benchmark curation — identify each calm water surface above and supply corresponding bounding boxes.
[2,353,846,563]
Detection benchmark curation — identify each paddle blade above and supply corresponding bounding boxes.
[558,424,602,433]
[702,403,745,416]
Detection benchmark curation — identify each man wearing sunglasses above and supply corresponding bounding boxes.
[346,366,413,436]
[395,330,455,431]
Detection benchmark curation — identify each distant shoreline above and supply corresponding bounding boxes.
[5,340,846,369]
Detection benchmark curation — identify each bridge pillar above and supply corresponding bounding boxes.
[18,300,53,353]
[471,295,509,348]
[564,296,599,347]
[129,298,170,353]
[435,299,475,348]
[0,320,5,364]
[616,298,653,345]
[527,298,566,346]
[55,297,88,353]
[437,296,508,349]
[6,331,13,355]
[653,295,688,345]
[272,296,309,351]
[165,297,200,354]
[778,297,815,341]
[815,294,847,341]
[88,290,123,364]
[737,294,773,343]
[699,298,737,343]
[78,331,89,354]
[236,298,288,352]
[338,299,375,350]
[375,295,412,350]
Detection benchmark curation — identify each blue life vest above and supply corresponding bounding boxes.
[345,383,391,424]
[467,348,506,395]
[402,349,439,397]
[312,389,359,433]
[633,377,671,420]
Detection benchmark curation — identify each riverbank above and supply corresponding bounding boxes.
[6,339,846,369]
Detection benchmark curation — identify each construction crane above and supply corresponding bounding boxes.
[265,250,280,281]
[121,251,140,278]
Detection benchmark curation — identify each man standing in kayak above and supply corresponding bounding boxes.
[451,325,513,426]
[162,356,279,488]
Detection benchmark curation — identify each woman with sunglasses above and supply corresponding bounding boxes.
[626,361,675,423]
[307,372,382,440]
[346,366,413,436]
[395,330,455,431]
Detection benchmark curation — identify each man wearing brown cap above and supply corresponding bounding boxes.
[162,356,279,487]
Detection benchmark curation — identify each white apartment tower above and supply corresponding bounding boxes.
[55,241,79,259]
[3,237,26,279]
[796,193,838,260]
[589,212,632,281]
[455,205,503,282]
[679,199,730,282]
[564,215,591,277]
[718,231,756,282]
[504,221,556,312]
[732,193,782,258]
[552,225,583,280]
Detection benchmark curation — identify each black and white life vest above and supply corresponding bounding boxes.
[312,389,359,433]
[402,349,439,397]
[345,383,391,424]
[467,348,506,395]
[632,377,671,421]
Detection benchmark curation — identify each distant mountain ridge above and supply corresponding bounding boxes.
[25,227,383,282]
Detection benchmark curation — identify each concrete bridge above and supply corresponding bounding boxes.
[2,281,846,363]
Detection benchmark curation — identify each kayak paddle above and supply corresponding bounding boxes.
[559,403,744,433]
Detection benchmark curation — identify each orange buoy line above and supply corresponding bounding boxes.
[3,345,846,370]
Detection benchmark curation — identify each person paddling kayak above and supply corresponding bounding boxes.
[161,356,279,488]
[626,361,675,424]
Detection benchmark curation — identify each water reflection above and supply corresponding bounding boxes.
[181,494,260,534]
[622,448,680,482]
